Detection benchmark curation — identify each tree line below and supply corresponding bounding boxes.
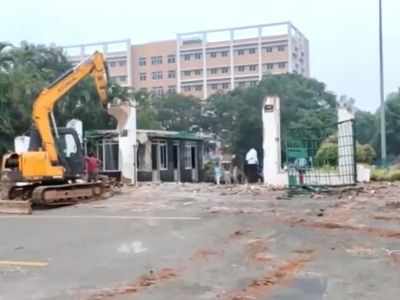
[1,42,399,164]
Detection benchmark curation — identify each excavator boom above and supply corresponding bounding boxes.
[33,51,108,164]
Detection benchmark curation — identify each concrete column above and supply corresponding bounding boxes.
[108,100,137,184]
[126,39,133,87]
[258,26,263,81]
[202,32,208,100]
[230,30,235,90]
[287,23,293,73]
[176,35,182,93]
[262,96,288,187]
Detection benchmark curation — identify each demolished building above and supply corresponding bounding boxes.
[86,129,214,183]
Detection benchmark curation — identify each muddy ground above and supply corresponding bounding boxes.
[1,182,400,299]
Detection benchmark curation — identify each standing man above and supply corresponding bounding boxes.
[85,152,101,182]
[245,148,258,183]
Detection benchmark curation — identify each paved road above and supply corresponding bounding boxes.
[1,183,400,299]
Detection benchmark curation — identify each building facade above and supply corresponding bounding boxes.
[63,22,309,100]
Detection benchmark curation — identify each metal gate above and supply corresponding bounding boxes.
[285,119,357,189]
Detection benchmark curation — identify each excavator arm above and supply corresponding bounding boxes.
[32,51,108,164]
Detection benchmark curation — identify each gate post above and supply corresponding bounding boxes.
[262,96,288,187]
[108,100,137,185]
[337,103,356,185]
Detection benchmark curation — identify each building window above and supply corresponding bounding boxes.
[211,84,218,90]
[183,86,191,92]
[118,60,126,67]
[183,70,191,77]
[139,72,147,81]
[168,85,176,94]
[152,71,163,80]
[195,85,202,91]
[184,54,191,61]
[250,80,258,87]
[221,67,229,74]
[210,52,217,58]
[194,69,202,76]
[210,68,218,75]
[139,57,146,66]
[159,141,167,170]
[237,49,245,56]
[167,54,176,64]
[278,45,286,52]
[222,82,230,89]
[152,86,163,97]
[194,53,202,60]
[151,56,163,65]
[221,51,228,57]
[237,65,245,72]
[267,63,274,70]
[168,70,176,79]
[278,62,287,69]
[249,65,257,71]
[109,61,116,67]
[265,47,273,53]
[249,48,256,54]
[238,81,246,88]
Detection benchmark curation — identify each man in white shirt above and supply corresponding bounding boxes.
[245,148,259,183]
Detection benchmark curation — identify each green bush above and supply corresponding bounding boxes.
[315,141,376,167]
[357,144,376,164]
[371,168,400,182]
[315,143,338,167]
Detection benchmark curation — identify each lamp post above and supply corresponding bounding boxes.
[379,0,387,164]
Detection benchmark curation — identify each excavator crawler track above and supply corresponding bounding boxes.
[31,182,104,205]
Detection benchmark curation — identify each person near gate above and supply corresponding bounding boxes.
[245,148,259,183]
[85,152,101,182]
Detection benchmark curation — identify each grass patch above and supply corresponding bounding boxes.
[371,168,400,182]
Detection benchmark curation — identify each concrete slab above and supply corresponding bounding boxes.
[0,200,32,215]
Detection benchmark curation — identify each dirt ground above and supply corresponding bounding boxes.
[1,182,400,299]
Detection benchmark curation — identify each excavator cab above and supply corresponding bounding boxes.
[56,128,85,179]
[28,127,85,180]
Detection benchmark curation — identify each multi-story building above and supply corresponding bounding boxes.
[63,39,132,87]
[62,22,309,100]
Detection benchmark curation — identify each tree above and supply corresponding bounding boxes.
[354,110,378,146]
[152,93,202,131]
[134,89,160,130]
[384,90,400,157]
[0,42,13,71]
[204,74,338,159]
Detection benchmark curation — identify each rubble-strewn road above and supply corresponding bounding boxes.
[1,182,400,299]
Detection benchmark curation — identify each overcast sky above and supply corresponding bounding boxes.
[1,0,398,111]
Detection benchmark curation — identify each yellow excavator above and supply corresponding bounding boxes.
[1,51,111,205]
